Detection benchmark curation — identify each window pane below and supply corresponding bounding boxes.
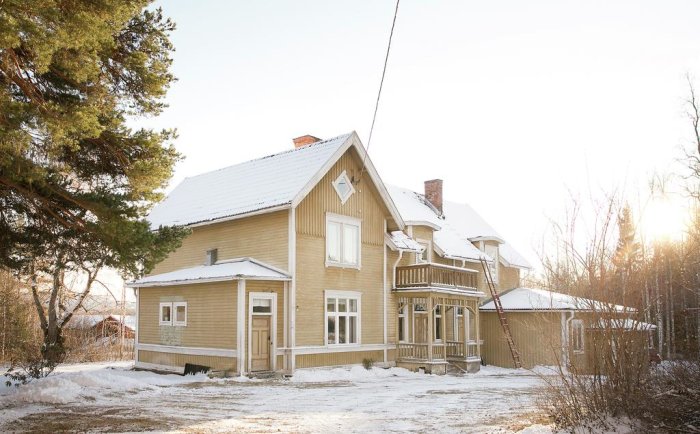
[468,310,476,341]
[418,243,429,262]
[253,299,271,313]
[435,317,442,340]
[349,299,357,312]
[327,298,336,313]
[398,317,405,342]
[339,315,347,344]
[349,316,357,343]
[327,222,341,262]
[336,178,351,198]
[338,298,347,313]
[161,305,171,322]
[175,305,186,322]
[327,316,336,344]
[343,224,359,265]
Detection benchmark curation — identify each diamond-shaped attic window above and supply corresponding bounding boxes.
[333,170,355,204]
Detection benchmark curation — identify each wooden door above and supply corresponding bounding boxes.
[251,316,271,371]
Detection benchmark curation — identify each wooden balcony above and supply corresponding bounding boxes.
[395,263,478,290]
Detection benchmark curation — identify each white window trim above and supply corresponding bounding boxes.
[398,305,408,343]
[415,238,432,264]
[159,302,173,326]
[484,244,499,285]
[465,308,477,342]
[324,290,362,347]
[247,292,277,372]
[325,213,362,269]
[454,306,463,341]
[173,302,188,326]
[572,319,585,354]
[434,305,443,342]
[332,170,356,204]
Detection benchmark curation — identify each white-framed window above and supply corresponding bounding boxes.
[572,319,584,354]
[325,290,361,346]
[252,298,272,314]
[332,170,355,204]
[416,240,430,263]
[454,306,464,340]
[398,304,407,343]
[160,301,187,327]
[484,244,499,284]
[173,302,187,326]
[434,305,443,341]
[467,308,477,341]
[159,302,172,326]
[326,213,361,268]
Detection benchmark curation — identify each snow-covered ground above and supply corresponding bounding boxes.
[0,362,553,433]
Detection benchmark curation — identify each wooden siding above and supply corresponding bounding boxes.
[410,225,434,245]
[296,236,385,346]
[499,263,520,291]
[296,350,385,368]
[138,282,236,348]
[481,311,563,368]
[151,210,289,275]
[295,149,388,246]
[138,350,236,371]
[295,148,388,349]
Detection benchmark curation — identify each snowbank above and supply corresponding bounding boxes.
[0,363,208,405]
[291,366,417,383]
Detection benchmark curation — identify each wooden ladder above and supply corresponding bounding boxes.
[479,257,522,369]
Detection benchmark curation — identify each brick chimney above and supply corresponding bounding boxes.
[424,179,443,215]
[292,135,321,148]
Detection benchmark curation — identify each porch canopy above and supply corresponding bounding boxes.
[394,262,485,373]
[127,257,291,288]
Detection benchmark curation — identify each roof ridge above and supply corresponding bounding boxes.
[183,132,353,180]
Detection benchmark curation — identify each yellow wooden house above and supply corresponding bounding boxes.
[128,132,532,375]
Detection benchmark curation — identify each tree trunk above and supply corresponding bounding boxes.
[655,262,664,357]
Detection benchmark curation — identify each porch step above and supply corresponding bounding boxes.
[248,371,279,380]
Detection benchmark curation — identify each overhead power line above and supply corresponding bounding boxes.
[358,0,400,181]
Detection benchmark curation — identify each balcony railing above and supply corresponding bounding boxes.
[397,341,480,361]
[395,263,478,290]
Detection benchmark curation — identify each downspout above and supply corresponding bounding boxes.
[383,220,388,364]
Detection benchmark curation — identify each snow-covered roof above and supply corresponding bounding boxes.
[127,258,291,288]
[480,287,631,312]
[387,186,443,229]
[148,132,404,229]
[386,185,530,268]
[149,134,350,227]
[66,314,135,331]
[433,227,492,262]
[386,231,424,253]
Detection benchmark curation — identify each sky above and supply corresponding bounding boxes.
[137,0,700,269]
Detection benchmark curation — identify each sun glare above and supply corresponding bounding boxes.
[639,196,689,242]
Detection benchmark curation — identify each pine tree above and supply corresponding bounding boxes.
[612,205,641,304]
[0,1,188,371]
